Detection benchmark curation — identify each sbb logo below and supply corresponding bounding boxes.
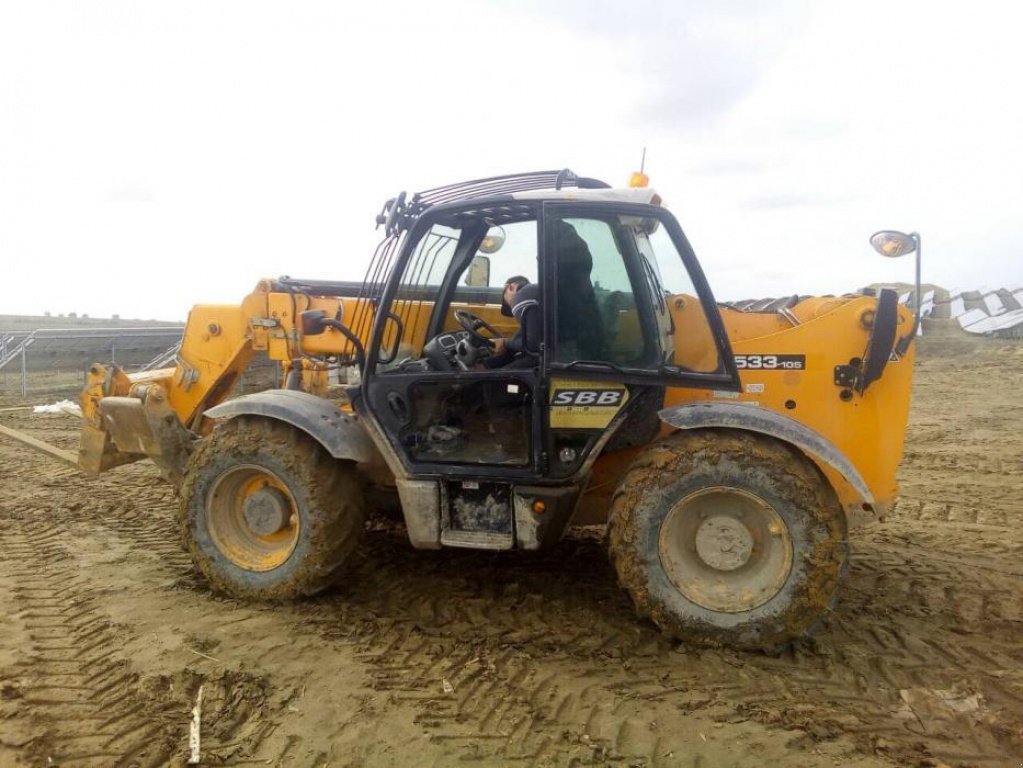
[552,389,626,407]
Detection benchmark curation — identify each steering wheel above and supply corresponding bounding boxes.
[453,309,502,348]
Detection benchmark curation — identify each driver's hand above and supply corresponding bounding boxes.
[492,337,506,355]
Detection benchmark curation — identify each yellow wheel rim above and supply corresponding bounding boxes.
[658,486,793,613]
[207,465,300,572]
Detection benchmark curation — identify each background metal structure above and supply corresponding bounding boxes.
[0,327,184,396]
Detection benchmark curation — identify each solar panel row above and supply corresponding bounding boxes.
[0,327,184,374]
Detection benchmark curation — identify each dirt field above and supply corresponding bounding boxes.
[1,338,1021,767]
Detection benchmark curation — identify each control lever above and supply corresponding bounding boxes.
[454,338,476,370]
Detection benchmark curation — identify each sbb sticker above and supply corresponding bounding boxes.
[734,354,806,370]
[551,389,626,407]
[549,380,630,429]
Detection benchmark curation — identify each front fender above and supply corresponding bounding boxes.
[658,402,874,509]
[205,390,376,464]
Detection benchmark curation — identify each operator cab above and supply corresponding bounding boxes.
[356,173,739,549]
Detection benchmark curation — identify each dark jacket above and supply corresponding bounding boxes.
[485,282,541,367]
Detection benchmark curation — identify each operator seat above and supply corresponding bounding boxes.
[553,220,604,360]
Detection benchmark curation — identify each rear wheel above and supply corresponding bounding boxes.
[179,417,365,599]
[608,429,847,650]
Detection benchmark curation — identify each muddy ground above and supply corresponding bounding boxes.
[1,338,1021,767]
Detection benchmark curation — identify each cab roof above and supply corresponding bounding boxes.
[376,169,661,236]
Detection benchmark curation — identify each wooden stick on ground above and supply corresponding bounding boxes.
[0,424,79,467]
[189,684,204,765]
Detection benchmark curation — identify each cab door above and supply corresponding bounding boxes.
[358,206,547,549]
[361,211,543,481]
[539,202,739,479]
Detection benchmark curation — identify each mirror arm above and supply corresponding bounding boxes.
[323,318,366,370]
[894,232,922,357]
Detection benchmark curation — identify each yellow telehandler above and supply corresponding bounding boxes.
[70,169,918,650]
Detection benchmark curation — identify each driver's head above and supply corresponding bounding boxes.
[501,275,530,317]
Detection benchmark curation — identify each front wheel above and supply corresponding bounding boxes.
[179,417,365,600]
[608,430,848,651]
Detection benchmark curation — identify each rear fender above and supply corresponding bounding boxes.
[204,390,377,465]
[658,402,874,525]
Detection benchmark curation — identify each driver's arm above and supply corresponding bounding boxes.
[483,283,539,368]
[484,337,516,368]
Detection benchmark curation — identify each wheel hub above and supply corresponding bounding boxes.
[242,487,292,536]
[658,486,793,613]
[694,515,754,571]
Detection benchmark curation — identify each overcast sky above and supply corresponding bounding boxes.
[2,1,1020,321]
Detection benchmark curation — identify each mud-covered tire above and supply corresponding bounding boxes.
[179,417,365,600]
[608,429,848,651]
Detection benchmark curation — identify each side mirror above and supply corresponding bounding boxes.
[464,255,491,287]
[478,225,506,254]
[870,230,917,258]
[300,309,328,335]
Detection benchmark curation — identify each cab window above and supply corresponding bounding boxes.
[635,220,722,374]
[379,207,539,371]
[549,216,656,368]
[448,219,537,339]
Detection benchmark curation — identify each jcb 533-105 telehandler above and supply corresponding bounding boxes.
[73,170,918,650]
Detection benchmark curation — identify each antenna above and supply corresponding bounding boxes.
[640,146,647,174]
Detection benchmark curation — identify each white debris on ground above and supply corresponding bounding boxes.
[33,399,82,417]
[895,688,987,735]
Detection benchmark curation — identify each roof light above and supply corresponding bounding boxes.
[629,171,649,188]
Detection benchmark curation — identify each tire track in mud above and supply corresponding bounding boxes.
[0,521,185,767]
[304,529,699,765]
[301,523,1023,766]
[0,422,273,766]
[678,528,1023,765]
[309,534,770,764]
[0,429,311,766]
[0,417,192,572]
[895,492,1023,527]
[0,514,280,767]
[896,445,1023,528]
[5,344,1023,767]
[901,449,1022,477]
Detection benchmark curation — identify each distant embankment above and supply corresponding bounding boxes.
[0,315,183,332]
